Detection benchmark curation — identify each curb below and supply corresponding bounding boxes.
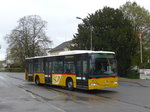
[119,78,150,87]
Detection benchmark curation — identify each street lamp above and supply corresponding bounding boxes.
[76,17,93,50]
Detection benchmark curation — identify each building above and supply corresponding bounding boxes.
[48,40,72,55]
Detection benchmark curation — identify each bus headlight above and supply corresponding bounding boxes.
[90,83,98,86]
[114,82,118,84]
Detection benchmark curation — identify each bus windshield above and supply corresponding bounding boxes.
[90,53,117,77]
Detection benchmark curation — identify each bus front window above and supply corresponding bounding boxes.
[90,53,117,77]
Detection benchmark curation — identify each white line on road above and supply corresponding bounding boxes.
[21,88,67,112]
[0,75,5,80]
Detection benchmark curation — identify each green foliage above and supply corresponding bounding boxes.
[72,7,138,76]
[4,68,25,72]
[126,71,139,79]
[0,61,3,68]
[120,1,150,68]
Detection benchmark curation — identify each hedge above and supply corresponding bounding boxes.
[4,68,25,72]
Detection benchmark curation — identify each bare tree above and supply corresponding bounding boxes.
[5,15,52,66]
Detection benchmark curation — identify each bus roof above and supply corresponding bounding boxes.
[26,50,115,60]
[59,50,115,55]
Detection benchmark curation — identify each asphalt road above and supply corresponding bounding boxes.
[0,72,150,112]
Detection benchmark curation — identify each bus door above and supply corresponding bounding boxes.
[76,56,88,89]
[45,61,52,84]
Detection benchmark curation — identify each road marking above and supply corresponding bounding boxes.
[22,89,37,99]
[0,76,5,80]
[21,88,67,112]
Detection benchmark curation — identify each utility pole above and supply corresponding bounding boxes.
[138,31,143,64]
[90,26,94,50]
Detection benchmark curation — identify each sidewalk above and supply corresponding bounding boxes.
[119,77,150,87]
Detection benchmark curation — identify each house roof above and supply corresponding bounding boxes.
[49,40,72,52]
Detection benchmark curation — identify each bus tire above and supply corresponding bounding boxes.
[35,76,40,85]
[66,78,74,90]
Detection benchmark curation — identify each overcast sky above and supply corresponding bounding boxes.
[0,0,150,60]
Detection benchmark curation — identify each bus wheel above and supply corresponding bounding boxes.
[66,78,74,90]
[35,76,40,85]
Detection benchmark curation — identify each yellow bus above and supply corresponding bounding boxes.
[25,50,118,90]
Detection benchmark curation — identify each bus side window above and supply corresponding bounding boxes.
[45,62,49,74]
[33,60,43,73]
[49,62,52,73]
[29,63,33,74]
[52,61,63,73]
[64,61,75,74]
[76,61,82,76]
[34,62,38,73]
[83,60,88,76]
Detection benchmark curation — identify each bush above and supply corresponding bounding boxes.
[141,63,150,69]
[126,71,139,79]
[4,68,25,72]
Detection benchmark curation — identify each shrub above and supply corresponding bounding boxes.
[126,71,139,79]
[5,68,25,72]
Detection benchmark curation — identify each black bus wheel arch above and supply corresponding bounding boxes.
[35,76,40,85]
[66,78,74,90]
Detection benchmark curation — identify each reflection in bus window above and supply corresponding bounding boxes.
[28,63,33,74]
[34,61,43,73]
[64,61,75,74]
[91,54,117,76]
[83,60,87,75]
[77,61,82,76]
[52,61,63,73]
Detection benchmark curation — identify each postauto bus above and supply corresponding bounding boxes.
[25,50,118,90]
